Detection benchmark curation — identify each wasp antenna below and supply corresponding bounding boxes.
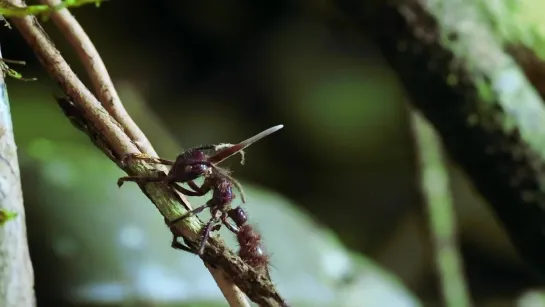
[210,125,284,164]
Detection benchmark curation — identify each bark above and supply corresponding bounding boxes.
[333,0,545,277]
[0,45,36,306]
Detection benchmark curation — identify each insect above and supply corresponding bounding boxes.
[117,125,283,198]
[170,200,270,274]
[117,125,283,255]
[227,206,270,271]
[170,200,269,265]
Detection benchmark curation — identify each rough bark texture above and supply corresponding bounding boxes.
[334,0,545,277]
[0,46,36,306]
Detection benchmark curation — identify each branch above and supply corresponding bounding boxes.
[334,0,545,276]
[0,44,36,307]
[411,110,471,307]
[4,2,288,306]
[37,0,155,154]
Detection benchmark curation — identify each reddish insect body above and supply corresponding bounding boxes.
[228,207,270,271]
[117,125,282,271]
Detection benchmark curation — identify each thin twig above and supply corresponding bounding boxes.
[4,1,287,306]
[37,0,155,154]
[411,110,472,307]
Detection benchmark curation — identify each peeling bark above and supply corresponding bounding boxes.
[0,45,36,306]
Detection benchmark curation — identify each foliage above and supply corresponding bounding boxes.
[0,0,104,18]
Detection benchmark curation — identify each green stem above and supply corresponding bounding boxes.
[0,0,103,17]
[411,110,472,307]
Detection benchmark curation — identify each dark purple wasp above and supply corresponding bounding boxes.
[117,125,282,265]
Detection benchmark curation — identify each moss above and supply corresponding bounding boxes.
[0,209,17,226]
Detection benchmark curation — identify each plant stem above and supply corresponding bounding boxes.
[411,110,472,307]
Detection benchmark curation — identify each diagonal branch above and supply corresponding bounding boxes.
[3,1,288,306]
[56,97,250,307]
[37,0,155,155]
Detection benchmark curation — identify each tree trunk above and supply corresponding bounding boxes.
[0,44,36,306]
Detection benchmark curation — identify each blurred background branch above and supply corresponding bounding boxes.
[411,110,471,307]
[333,0,545,277]
[0,44,35,307]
